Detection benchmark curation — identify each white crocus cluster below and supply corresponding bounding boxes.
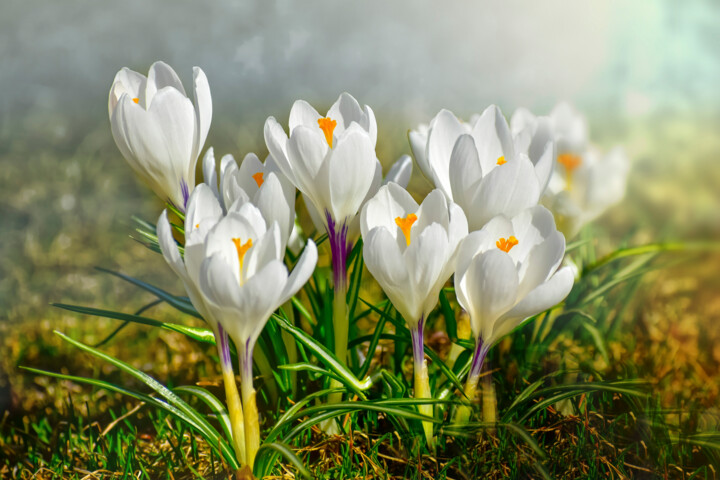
[108,61,637,459]
[409,105,554,231]
[511,103,630,238]
[108,61,211,209]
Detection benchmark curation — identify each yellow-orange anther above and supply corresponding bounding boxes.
[195,224,199,229]
[557,153,582,172]
[496,236,518,253]
[557,153,582,188]
[232,238,253,275]
[317,117,337,148]
[252,172,264,187]
[132,97,140,104]
[496,156,507,165]
[395,214,418,246]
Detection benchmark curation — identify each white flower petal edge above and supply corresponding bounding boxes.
[109,61,212,209]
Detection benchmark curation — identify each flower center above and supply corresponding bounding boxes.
[496,156,507,165]
[496,236,518,253]
[252,172,264,187]
[395,213,418,246]
[132,97,139,104]
[317,117,337,148]
[231,237,253,278]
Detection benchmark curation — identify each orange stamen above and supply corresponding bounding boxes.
[496,236,518,253]
[132,97,139,104]
[231,238,253,275]
[496,156,507,165]
[557,153,582,188]
[395,214,418,246]
[252,172,264,187]
[557,153,582,172]
[317,117,337,148]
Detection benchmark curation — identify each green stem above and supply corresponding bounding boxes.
[333,281,349,366]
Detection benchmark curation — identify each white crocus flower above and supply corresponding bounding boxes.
[409,106,553,231]
[156,184,244,463]
[202,148,296,251]
[361,183,468,444]
[511,104,629,238]
[195,203,317,467]
[544,146,630,238]
[264,93,378,367]
[109,61,211,210]
[453,205,574,419]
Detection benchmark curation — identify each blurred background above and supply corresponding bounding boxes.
[1,0,718,429]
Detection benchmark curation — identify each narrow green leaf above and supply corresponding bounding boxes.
[255,442,311,479]
[173,386,232,443]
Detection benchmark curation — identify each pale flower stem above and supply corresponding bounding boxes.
[333,281,349,367]
[409,321,434,447]
[325,212,351,366]
[454,338,488,425]
[215,326,246,465]
[239,343,260,469]
[323,213,350,435]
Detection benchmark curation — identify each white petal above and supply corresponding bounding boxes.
[404,223,450,321]
[192,67,212,162]
[384,155,413,188]
[287,125,330,202]
[255,173,295,250]
[470,105,515,175]
[426,109,465,198]
[412,189,449,241]
[146,61,185,102]
[185,184,223,236]
[458,249,519,342]
[109,67,146,115]
[157,210,187,281]
[327,125,376,222]
[363,227,414,321]
[237,152,264,197]
[449,134,483,208]
[408,127,430,181]
[264,117,293,182]
[202,147,220,201]
[499,266,574,327]
[289,99,322,132]
[328,93,364,133]
[469,155,540,230]
[360,183,418,239]
[243,222,282,279]
[279,240,318,304]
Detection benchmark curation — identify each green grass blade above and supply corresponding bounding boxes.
[255,442,311,479]
[53,303,216,346]
[272,314,370,396]
[95,267,201,319]
[173,386,232,443]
